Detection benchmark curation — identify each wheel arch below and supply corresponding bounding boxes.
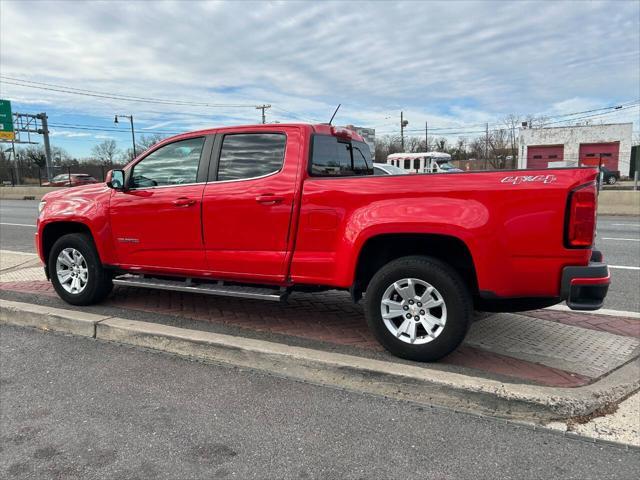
[352,233,478,301]
[41,221,98,267]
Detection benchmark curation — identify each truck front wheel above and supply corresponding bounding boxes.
[48,233,113,306]
[364,256,472,362]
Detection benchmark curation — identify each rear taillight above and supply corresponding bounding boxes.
[565,182,597,248]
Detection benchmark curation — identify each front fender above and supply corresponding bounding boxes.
[38,187,116,265]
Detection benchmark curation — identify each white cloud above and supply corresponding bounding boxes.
[49,130,91,138]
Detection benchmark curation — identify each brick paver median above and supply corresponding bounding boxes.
[2,259,637,388]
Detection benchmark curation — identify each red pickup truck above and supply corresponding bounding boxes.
[36,123,610,361]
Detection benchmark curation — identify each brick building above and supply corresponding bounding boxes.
[518,123,633,176]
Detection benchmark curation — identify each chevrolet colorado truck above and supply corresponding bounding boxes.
[36,123,610,361]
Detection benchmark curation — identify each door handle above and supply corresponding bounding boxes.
[173,197,197,207]
[255,194,284,205]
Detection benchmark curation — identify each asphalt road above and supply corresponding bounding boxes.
[1,325,638,480]
[1,199,638,311]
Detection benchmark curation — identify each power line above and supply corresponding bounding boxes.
[270,106,321,123]
[541,104,639,126]
[2,75,324,124]
[375,100,639,135]
[48,123,182,136]
[377,102,639,136]
[0,75,261,108]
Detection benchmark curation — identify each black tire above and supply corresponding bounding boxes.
[364,255,472,362]
[606,175,617,185]
[48,233,113,306]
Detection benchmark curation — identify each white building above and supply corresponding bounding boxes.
[344,125,375,158]
[518,123,633,176]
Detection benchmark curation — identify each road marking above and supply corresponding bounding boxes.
[609,265,640,270]
[601,237,640,242]
[0,222,36,228]
[611,223,640,227]
[546,304,640,319]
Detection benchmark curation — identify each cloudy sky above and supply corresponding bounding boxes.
[0,0,638,158]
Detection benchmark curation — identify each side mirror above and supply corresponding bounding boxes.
[106,169,126,190]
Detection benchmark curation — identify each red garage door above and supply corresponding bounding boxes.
[579,143,619,170]
[527,145,564,169]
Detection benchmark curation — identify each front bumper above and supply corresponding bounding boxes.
[560,250,610,311]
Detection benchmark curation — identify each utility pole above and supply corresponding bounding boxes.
[256,104,271,124]
[511,122,517,168]
[129,116,136,158]
[425,121,428,152]
[484,122,489,170]
[37,113,53,179]
[400,112,408,151]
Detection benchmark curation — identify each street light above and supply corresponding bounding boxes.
[400,111,409,152]
[114,114,136,158]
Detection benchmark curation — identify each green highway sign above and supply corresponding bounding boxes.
[0,99,15,141]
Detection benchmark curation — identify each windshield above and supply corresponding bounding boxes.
[437,162,456,170]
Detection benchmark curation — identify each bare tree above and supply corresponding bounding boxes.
[503,114,520,163]
[434,137,448,152]
[137,134,164,153]
[20,145,47,168]
[91,139,119,165]
[373,135,403,163]
[450,138,467,161]
[51,146,73,166]
[121,134,166,162]
[405,137,425,153]
[523,114,549,128]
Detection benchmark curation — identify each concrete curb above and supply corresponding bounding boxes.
[0,299,111,337]
[1,300,638,422]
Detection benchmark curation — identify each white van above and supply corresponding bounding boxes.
[387,152,462,174]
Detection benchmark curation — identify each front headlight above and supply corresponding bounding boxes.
[38,200,46,215]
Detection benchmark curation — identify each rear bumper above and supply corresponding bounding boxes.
[560,250,610,311]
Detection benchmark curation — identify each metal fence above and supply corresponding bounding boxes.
[0,164,124,186]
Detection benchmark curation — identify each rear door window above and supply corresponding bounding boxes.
[217,133,286,181]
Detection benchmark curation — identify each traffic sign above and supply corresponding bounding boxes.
[0,99,15,141]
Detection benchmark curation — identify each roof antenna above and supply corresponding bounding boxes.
[329,104,341,125]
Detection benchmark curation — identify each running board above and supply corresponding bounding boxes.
[112,275,286,302]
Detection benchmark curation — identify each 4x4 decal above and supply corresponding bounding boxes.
[501,174,557,185]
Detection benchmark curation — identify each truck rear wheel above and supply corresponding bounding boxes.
[49,233,113,306]
[364,255,472,362]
